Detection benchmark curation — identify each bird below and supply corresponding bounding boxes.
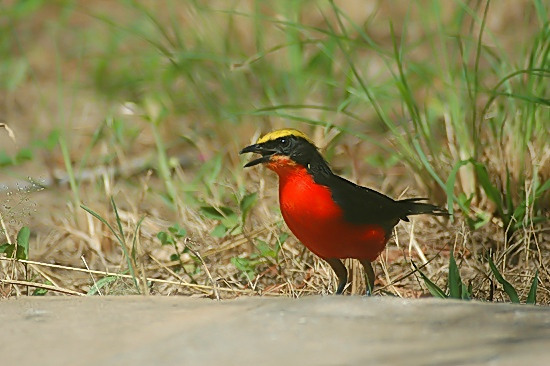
[240,128,448,295]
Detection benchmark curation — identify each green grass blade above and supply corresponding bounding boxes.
[535,178,550,197]
[470,0,491,157]
[110,197,140,293]
[533,0,548,25]
[526,270,539,305]
[239,192,258,224]
[131,216,146,265]
[487,256,519,303]
[81,201,140,293]
[87,276,117,296]
[473,161,504,216]
[149,109,178,204]
[445,159,472,217]
[461,282,472,300]
[58,135,80,206]
[412,261,447,298]
[110,197,126,246]
[448,252,462,299]
[15,226,30,260]
[412,139,446,190]
[80,204,122,243]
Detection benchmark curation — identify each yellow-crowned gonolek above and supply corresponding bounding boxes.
[241,129,448,294]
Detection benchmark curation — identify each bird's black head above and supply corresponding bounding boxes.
[239,129,323,169]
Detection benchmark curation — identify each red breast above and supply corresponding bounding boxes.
[266,156,388,261]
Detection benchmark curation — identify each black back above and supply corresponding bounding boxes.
[294,137,447,231]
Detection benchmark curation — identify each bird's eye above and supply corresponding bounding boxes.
[279,137,289,145]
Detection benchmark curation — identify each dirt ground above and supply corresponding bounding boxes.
[3,296,550,366]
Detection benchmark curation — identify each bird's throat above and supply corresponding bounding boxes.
[264,155,302,177]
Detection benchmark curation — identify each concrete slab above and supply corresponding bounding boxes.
[2,296,550,365]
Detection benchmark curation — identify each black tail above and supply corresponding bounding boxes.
[397,198,449,222]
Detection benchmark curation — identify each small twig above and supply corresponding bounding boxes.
[0,123,17,145]
[28,264,60,288]
[1,279,84,296]
[378,252,403,298]
[148,254,210,295]
[0,211,12,245]
[186,239,220,301]
[408,220,428,265]
[81,255,101,296]
[0,257,253,294]
[0,213,19,296]
[375,251,444,293]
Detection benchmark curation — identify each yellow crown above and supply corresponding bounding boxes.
[257,129,314,145]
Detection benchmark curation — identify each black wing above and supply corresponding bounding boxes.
[327,174,404,225]
[322,174,447,228]
[306,150,447,229]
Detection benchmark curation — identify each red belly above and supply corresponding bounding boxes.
[268,159,388,261]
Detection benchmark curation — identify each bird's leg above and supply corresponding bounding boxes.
[325,258,347,295]
[359,259,375,296]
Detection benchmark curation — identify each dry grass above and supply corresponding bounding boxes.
[1,157,547,301]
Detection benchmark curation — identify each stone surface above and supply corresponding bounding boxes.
[2,296,550,365]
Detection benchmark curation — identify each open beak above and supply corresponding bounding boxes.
[239,143,277,168]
